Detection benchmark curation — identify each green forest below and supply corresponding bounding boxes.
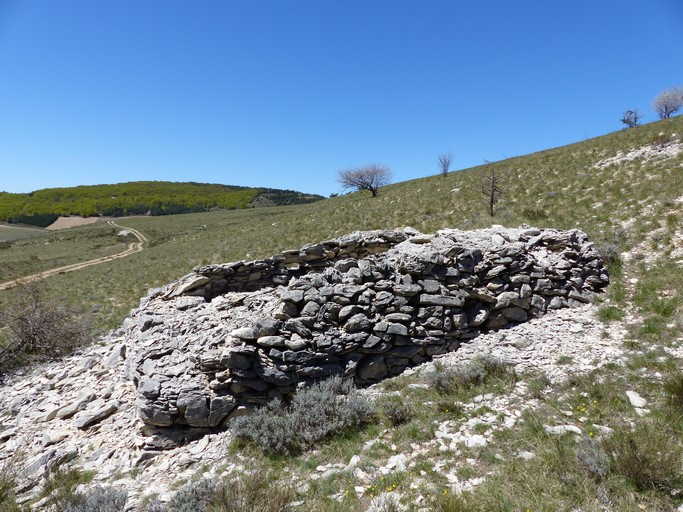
[0,181,324,226]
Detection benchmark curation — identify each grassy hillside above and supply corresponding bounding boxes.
[1,117,681,331]
[0,223,45,243]
[0,223,126,283]
[0,181,324,226]
[2,117,683,510]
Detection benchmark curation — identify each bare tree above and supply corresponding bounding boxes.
[438,151,453,177]
[480,161,507,217]
[0,283,87,372]
[652,87,683,119]
[337,164,392,197]
[620,109,643,129]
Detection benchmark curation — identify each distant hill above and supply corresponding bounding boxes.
[0,181,324,226]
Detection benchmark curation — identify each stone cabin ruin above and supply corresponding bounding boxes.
[124,226,609,432]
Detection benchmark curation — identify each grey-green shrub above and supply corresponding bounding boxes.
[379,396,413,426]
[230,376,375,455]
[142,473,293,512]
[575,437,609,481]
[166,478,218,512]
[427,356,512,394]
[63,485,128,512]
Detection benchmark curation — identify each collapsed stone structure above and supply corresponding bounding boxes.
[124,226,609,431]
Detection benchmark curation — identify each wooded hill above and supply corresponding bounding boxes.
[0,181,324,226]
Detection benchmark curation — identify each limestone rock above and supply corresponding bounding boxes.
[123,226,608,431]
[74,402,119,429]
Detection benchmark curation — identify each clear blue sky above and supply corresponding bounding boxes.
[1,1,681,197]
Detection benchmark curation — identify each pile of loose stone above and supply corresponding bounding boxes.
[125,225,609,432]
[0,304,633,510]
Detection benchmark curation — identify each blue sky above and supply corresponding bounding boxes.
[0,1,681,197]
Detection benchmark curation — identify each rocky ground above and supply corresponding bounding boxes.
[0,299,634,510]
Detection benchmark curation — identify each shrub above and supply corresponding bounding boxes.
[62,485,128,512]
[231,398,294,455]
[594,242,621,266]
[140,499,167,512]
[230,376,375,455]
[662,370,683,411]
[165,478,218,512]
[212,471,293,512]
[575,436,609,481]
[40,464,95,511]
[0,454,21,512]
[603,420,683,493]
[427,362,461,394]
[378,396,413,426]
[427,356,512,395]
[0,282,87,373]
[144,472,293,512]
[521,206,548,221]
[365,491,404,512]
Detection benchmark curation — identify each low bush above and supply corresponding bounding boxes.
[0,283,87,373]
[0,454,21,512]
[378,396,413,426]
[164,478,218,512]
[39,463,95,511]
[575,436,609,481]
[427,356,513,395]
[603,419,683,494]
[593,241,622,266]
[143,472,293,512]
[230,376,375,455]
[594,228,628,266]
[63,485,128,512]
[663,370,683,411]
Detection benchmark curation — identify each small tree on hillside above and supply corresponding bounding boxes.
[652,87,683,119]
[480,161,507,217]
[620,109,642,129]
[438,151,453,177]
[337,164,392,197]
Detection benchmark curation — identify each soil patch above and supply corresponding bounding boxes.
[46,216,101,231]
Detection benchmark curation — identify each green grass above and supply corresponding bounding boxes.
[0,221,126,283]
[2,116,683,510]
[0,116,681,335]
[0,223,45,243]
[38,464,95,511]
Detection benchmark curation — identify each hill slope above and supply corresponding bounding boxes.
[1,117,683,510]
[0,117,681,331]
[0,181,324,226]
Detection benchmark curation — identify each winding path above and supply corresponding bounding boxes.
[0,221,147,291]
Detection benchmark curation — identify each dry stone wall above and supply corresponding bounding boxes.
[125,226,609,431]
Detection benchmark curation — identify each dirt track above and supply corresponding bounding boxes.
[0,221,147,291]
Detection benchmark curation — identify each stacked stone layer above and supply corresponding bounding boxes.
[125,226,609,430]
